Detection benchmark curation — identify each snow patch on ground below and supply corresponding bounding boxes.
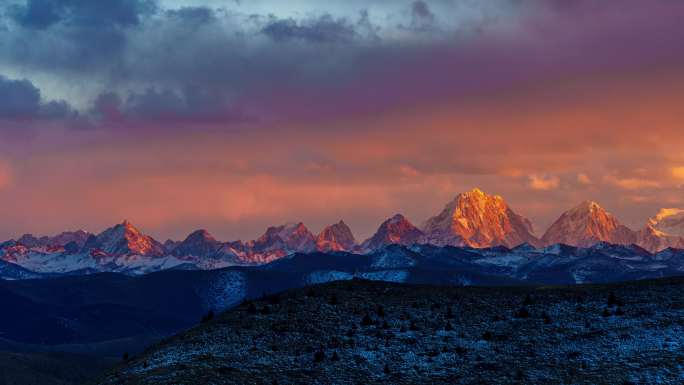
[306,270,354,285]
[473,254,528,268]
[306,270,409,284]
[370,250,416,269]
[198,271,247,312]
[359,270,409,283]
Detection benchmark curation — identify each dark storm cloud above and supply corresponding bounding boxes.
[165,6,215,24]
[91,87,251,124]
[261,14,357,43]
[410,0,435,30]
[9,0,157,29]
[2,0,157,74]
[0,75,75,120]
[1,0,683,131]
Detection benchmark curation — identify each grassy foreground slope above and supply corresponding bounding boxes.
[101,277,684,385]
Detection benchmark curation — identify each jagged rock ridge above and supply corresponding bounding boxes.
[361,214,424,251]
[316,221,356,252]
[541,201,636,248]
[422,188,539,248]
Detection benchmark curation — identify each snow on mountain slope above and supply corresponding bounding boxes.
[316,220,356,252]
[635,209,684,252]
[422,188,539,248]
[244,222,316,263]
[172,230,222,258]
[195,270,247,312]
[541,201,636,247]
[359,270,409,282]
[305,270,354,285]
[369,244,418,268]
[0,259,43,280]
[82,220,165,257]
[649,208,684,236]
[361,214,424,251]
[5,195,684,278]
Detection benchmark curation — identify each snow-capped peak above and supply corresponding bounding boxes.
[361,214,424,251]
[421,188,538,248]
[316,220,356,252]
[541,201,636,248]
[83,220,166,257]
[648,208,684,237]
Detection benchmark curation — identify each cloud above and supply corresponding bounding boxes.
[90,86,252,124]
[0,0,682,131]
[165,6,215,24]
[8,0,157,29]
[671,166,684,181]
[577,173,592,185]
[0,75,75,121]
[404,0,436,32]
[605,176,661,190]
[528,174,560,190]
[261,14,357,43]
[398,165,421,178]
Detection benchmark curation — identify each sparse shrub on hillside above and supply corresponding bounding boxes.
[376,305,385,317]
[328,337,340,348]
[331,351,340,361]
[247,302,257,314]
[523,294,534,306]
[542,311,552,325]
[602,308,611,317]
[314,351,325,363]
[329,294,339,305]
[482,331,493,341]
[446,307,455,319]
[122,352,129,362]
[515,369,525,381]
[201,310,215,323]
[515,307,530,318]
[615,307,624,316]
[384,363,391,374]
[607,292,621,307]
[409,320,419,331]
[455,346,468,355]
[307,288,316,297]
[361,313,374,326]
[445,321,453,331]
[382,320,390,329]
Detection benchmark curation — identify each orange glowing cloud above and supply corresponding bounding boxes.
[671,167,684,181]
[1,60,684,240]
[528,174,560,191]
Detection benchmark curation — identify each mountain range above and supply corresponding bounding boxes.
[2,188,684,277]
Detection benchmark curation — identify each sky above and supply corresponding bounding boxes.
[1,0,684,242]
